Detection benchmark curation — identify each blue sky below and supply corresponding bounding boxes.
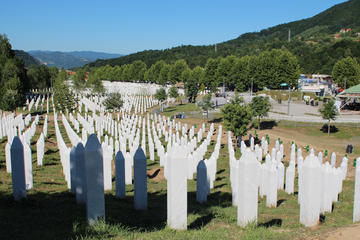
[0,0,347,54]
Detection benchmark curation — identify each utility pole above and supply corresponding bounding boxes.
[287,85,291,115]
[288,29,291,43]
[251,78,253,96]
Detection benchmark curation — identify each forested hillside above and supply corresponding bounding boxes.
[85,0,360,74]
[14,50,41,67]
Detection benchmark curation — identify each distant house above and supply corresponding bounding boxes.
[334,33,341,39]
[340,28,351,33]
[66,70,76,77]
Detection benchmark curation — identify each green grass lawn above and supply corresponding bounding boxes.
[162,103,200,117]
[0,104,359,239]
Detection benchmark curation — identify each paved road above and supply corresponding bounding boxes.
[269,101,360,123]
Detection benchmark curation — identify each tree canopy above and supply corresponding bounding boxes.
[250,96,271,129]
[319,99,338,136]
[198,94,214,118]
[221,97,253,138]
[53,69,76,113]
[332,57,360,89]
[155,88,167,102]
[104,92,123,111]
[0,34,27,111]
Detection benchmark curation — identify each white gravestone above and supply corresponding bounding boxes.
[134,148,147,210]
[11,137,27,201]
[196,160,208,203]
[85,134,105,224]
[75,143,86,204]
[353,158,360,223]
[237,149,260,227]
[167,146,187,230]
[115,151,126,199]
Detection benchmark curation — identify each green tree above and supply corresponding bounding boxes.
[221,97,253,139]
[250,96,271,129]
[332,57,360,89]
[155,88,167,112]
[155,88,167,102]
[158,63,170,85]
[53,72,76,113]
[184,67,201,103]
[231,56,250,92]
[0,34,27,110]
[169,86,179,103]
[169,59,188,84]
[48,66,58,87]
[104,92,123,111]
[129,60,147,82]
[1,75,23,112]
[87,71,105,94]
[27,65,51,89]
[202,58,220,92]
[198,94,214,118]
[319,99,338,136]
[73,69,87,90]
[218,56,237,89]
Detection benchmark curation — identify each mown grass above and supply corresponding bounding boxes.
[162,103,200,117]
[0,103,359,239]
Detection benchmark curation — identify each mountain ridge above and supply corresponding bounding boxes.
[28,50,124,69]
[84,0,360,74]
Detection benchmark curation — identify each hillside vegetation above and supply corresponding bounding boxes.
[85,0,360,74]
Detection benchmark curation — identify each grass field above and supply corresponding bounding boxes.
[0,103,359,239]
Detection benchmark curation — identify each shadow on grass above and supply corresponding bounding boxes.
[45,149,59,155]
[277,199,286,207]
[258,218,282,228]
[321,124,339,134]
[260,120,277,130]
[208,118,222,124]
[0,186,234,239]
[147,169,160,179]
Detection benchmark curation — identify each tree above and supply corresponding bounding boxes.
[155,88,167,102]
[169,86,179,103]
[1,75,23,112]
[221,97,253,139]
[158,63,170,85]
[198,94,214,118]
[250,96,271,129]
[319,99,338,136]
[73,69,87,90]
[104,92,123,111]
[129,60,147,82]
[155,88,167,112]
[0,34,27,110]
[231,56,250,92]
[218,55,237,89]
[332,57,360,89]
[169,59,188,84]
[184,67,201,103]
[27,65,51,89]
[202,58,220,92]
[48,66,58,87]
[53,70,76,113]
[87,71,105,94]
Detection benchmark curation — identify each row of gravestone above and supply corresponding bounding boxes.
[79,94,158,115]
[228,132,352,227]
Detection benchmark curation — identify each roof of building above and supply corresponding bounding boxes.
[337,84,360,98]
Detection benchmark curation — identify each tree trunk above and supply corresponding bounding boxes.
[258,117,261,130]
[328,120,330,136]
